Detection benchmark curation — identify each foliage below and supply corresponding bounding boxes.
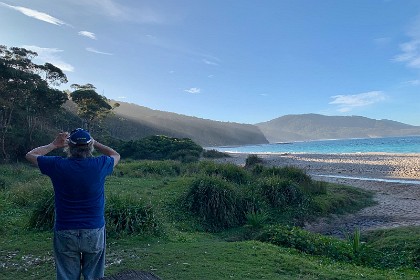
[70,84,116,130]
[183,175,247,231]
[245,154,263,168]
[257,225,354,261]
[0,45,68,161]
[105,194,161,237]
[360,226,420,269]
[185,160,250,185]
[114,160,181,177]
[202,149,230,158]
[245,209,269,229]
[119,135,203,162]
[1,162,419,279]
[261,166,312,187]
[28,188,55,231]
[257,176,306,208]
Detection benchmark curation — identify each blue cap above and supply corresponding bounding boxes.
[69,128,92,145]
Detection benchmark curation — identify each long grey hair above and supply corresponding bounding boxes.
[64,141,94,158]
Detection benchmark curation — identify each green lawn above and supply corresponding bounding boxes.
[0,162,418,280]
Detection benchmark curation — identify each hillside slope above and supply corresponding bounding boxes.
[104,101,269,146]
[256,114,420,142]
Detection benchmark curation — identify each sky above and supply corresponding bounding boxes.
[1,0,420,126]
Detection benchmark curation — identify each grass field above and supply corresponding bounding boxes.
[0,161,419,279]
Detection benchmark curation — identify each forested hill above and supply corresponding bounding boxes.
[256,114,420,142]
[103,101,269,147]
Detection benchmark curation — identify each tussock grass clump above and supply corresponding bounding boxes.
[185,161,250,185]
[28,189,55,230]
[258,176,306,208]
[115,160,181,177]
[183,175,246,231]
[245,209,269,229]
[106,194,161,237]
[262,166,312,187]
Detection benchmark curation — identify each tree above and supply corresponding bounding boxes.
[0,45,68,161]
[70,84,116,131]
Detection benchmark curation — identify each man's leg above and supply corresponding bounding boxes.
[80,226,106,280]
[54,230,82,280]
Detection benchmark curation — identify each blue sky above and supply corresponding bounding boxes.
[2,0,420,125]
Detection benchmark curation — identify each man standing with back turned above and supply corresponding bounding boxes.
[26,128,120,280]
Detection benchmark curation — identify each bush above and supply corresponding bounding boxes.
[245,209,268,229]
[119,135,203,162]
[186,161,250,185]
[262,166,312,186]
[257,225,354,262]
[183,175,246,231]
[245,154,263,168]
[202,149,230,158]
[106,194,161,237]
[114,160,181,177]
[258,177,306,208]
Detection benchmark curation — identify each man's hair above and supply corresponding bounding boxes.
[65,142,94,158]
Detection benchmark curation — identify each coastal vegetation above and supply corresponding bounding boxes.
[1,43,419,279]
[1,160,419,279]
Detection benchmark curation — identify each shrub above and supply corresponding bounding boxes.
[262,166,312,186]
[202,149,230,158]
[245,154,263,168]
[258,177,305,208]
[183,175,246,231]
[115,160,181,177]
[185,161,250,185]
[245,209,268,229]
[106,194,161,237]
[119,135,203,162]
[257,225,354,262]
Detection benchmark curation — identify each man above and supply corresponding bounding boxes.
[26,128,120,280]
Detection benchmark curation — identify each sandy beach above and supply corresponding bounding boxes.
[214,152,420,236]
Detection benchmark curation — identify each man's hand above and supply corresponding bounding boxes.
[52,132,69,149]
[26,132,69,166]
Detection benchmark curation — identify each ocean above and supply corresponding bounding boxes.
[212,135,420,154]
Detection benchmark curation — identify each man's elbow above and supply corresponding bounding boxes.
[25,153,38,165]
[112,153,121,166]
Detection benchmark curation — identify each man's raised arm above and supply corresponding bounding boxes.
[93,141,120,167]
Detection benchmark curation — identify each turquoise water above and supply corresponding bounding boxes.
[213,136,420,154]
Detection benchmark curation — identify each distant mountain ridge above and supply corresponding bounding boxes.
[100,102,420,146]
[104,101,268,146]
[256,114,420,143]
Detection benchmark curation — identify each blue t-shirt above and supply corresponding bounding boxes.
[37,155,114,230]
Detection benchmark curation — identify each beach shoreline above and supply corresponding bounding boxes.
[213,152,420,236]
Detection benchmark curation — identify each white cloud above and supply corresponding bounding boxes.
[0,2,67,26]
[202,59,218,66]
[184,87,201,94]
[406,79,420,86]
[329,91,386,112]
[394,15,420,68]
[86,48,113,55]
[79,31,96,40]
[21,45,74,72]
[74,0,165,24]
[394,40,420,68]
